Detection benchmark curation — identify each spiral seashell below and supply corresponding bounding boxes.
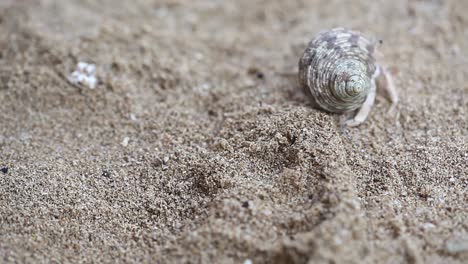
[299,28,395,126]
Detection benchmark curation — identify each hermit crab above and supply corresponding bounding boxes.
[299,28,398,126]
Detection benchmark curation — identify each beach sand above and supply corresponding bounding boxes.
[0,0,467,263]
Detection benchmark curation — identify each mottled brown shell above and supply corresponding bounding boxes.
[299,28,377,113]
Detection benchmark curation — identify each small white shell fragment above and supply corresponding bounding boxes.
[243,260,253,264]
[68,62,98,89]
[85,76,97,89]
[71,71,80,79]
[77,62,88,71]
[121,137,130,147]
[76,74,86,83]
[85,64,96,75]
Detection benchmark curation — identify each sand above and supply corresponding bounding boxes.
[0,0,467,263]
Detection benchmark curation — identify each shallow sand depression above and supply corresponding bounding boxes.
[0,0,467,263]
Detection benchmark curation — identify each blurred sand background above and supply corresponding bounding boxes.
[0,0,467,263]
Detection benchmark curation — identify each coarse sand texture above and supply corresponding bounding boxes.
[0,1,467,263]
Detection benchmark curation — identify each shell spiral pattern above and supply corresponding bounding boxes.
[299,28,377,113]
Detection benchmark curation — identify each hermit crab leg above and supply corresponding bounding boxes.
[344,66,380,127]
[380,66,399,113]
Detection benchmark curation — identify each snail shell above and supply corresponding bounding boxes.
[299,28,378,114]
